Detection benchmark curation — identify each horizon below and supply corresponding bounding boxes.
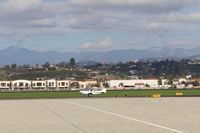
[0,0,200,52]
[1,45,200,53]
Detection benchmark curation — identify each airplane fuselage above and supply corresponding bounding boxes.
[80,88,107,95]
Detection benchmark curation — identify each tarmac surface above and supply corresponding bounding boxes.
[0,97,199,133]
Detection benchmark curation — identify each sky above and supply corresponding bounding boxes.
[0,0,200,52]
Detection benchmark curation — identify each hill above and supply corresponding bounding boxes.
[1,46,200,66]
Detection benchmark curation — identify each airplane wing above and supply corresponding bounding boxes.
[80,91,90,95]
[80,89,107,95]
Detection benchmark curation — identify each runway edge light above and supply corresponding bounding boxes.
[176,93,183,96]
[150,94,161,98]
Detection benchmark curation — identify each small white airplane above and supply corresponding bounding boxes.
[80,88,107,96]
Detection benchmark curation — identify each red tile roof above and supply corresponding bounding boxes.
[193,79,200,82]
[145,78,157,80]
[135,83,145,85]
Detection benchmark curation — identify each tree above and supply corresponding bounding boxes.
[91,83,100,87]
[11,64,17,72]
[167,77,173,85]
[58,61,66,68]
[69,58,76,68]
[103,82,110,88]
[2,65,10,71]
[42,62,50,68]
[145,84,150,87]
[119,82,124,87]
[193,81,200,86]
[158,78,162,85]
[69,82,80,88]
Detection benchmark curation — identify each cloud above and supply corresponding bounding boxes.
[160,12,200,24]
[67,11,134,31]
[144,12,200,32]
[79,37,113,50]
[0,0,50,20]
[70,0,196,13]
[146,22,168,30]
[0,0,58,29]
[167,40,187,47]
[0,0,198,34]
[0,0,199,49]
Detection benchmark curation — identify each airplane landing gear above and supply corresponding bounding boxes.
[88,93,92,97]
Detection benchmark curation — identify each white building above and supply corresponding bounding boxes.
[78,80,97,88]
[0,79,91,91]
[187,84,193,88]
[57,80,70,90]
[134,83,145,88]
[176,84,185,88]
[185,75,192,79]
[11,80,32,90]
[46,79,57,89]
[0,81,11,90]
[32,80,46,90]
[179,78,187,83]
[107,79,161,88]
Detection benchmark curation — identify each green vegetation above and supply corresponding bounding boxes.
[1,58,200,81]
[0,91,84,99]
[0,58,89,81]
[86,59,200,79]
[69,58,76,68]
[8,70,89,80]
[0,89,200,99]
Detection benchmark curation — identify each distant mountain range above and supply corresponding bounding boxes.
[1,46,200,66]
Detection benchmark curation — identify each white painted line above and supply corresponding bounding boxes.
[67,101,185,133]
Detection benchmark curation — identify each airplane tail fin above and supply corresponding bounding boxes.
[101,88,107,93]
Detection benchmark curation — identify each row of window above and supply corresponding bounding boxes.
[0,82,69,87]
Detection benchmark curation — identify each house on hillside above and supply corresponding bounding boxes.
[0,81,11,90]
[11,80,32,90]
[134,83,145,88]
[46,79,57,90]
[57,80,70,90]
[32,80,46,90]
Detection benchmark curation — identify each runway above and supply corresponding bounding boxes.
[0,97,199,133]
